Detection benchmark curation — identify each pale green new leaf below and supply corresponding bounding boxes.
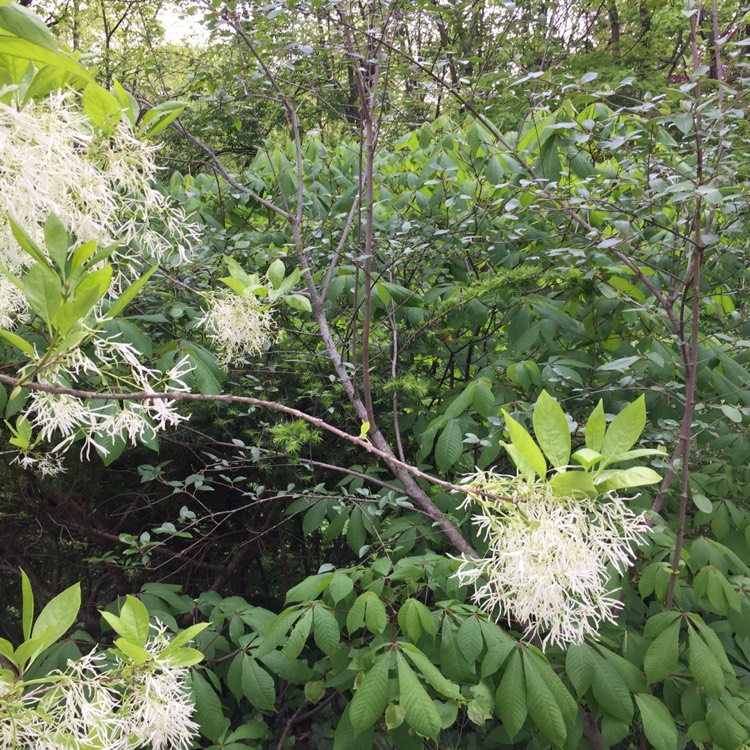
[20,569,33,641]
[113,637,150,665]
[31,581,80,648]
[82,82,121,133]
[116,595,150,646]
[595,467,662,492]
[268,259,285,289]
[585,399,606,452]
[43,213,68,271]
[107,264,158,318]
[599,395,646,467]
[549,471,597,498]
[533,390,571,468]
[0,328,34,356]
[502,410,546,479]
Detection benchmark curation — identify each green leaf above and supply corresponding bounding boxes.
[6,414,31,451]
[161,622,211,654]
[283,294,312,312]
[268,259,285,289]
[0,328,35,356]
[495,649,526,740]
[328,572,354,603]
[0,3,60,52]
[346,506,366,552]
[472,378,495,417]
[162,646,203,667]
[533,390,571,468]
[502,410,547,480]
[397,652,442,740]
[107,264,158,318]
[347,593,367,635]
[113,637,150,665]
[385,703,406,730]
[634,693,677,750]
[43,213,68,271]
[690,617,733,674]
[364,591,387,635]
[435,419,463,471]
[0,37,92,83]
[591,656,633,723]
[349,652,391,736]
[644,618,680,684]
[114,595,150,646]
[281,609,312,659]
[706,694,749,749]
[190,671,225,742]
[440,618,472,681]
[138,100,187,139]
[82,83,122,133]
[31,582,80,650]
[285,573,332,604]
[549,471,597,498]
[333,702,374,750]
[523,650,566,747]
[526,652,577,720]
[23,262,62,326]
[20,569,33,641]
[242,657,276,711]
[401,643,461,700]
[565,643,594,697]
[585,400,606,452]
[599,395,647,467]
[479,620,514,677]
[312,604,340,655]
[111,79,139,125]
[398,598,427,643]
[688,625,724,695]
[457,616,483,664]
[595,467,662,491]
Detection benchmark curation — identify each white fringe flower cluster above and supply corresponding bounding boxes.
[21,344,195,461]
[454,471,650,648]
[0,92,194,327]
[198,290,276,365]
[0,630,198,750]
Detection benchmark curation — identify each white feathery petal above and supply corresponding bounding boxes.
[454,471,650,648]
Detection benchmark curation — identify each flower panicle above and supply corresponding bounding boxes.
[454,471,650,649]
[0,625,199,750]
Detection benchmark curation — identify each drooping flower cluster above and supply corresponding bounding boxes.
[0,93,193,279]
[454,471,650,648]
[0,629,199,750]
[198,290,276,365]
[20,345,195,462]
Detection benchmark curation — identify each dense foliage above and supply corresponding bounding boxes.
[1,0,750,748]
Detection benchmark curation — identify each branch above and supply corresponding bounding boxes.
[0,374,481,553]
